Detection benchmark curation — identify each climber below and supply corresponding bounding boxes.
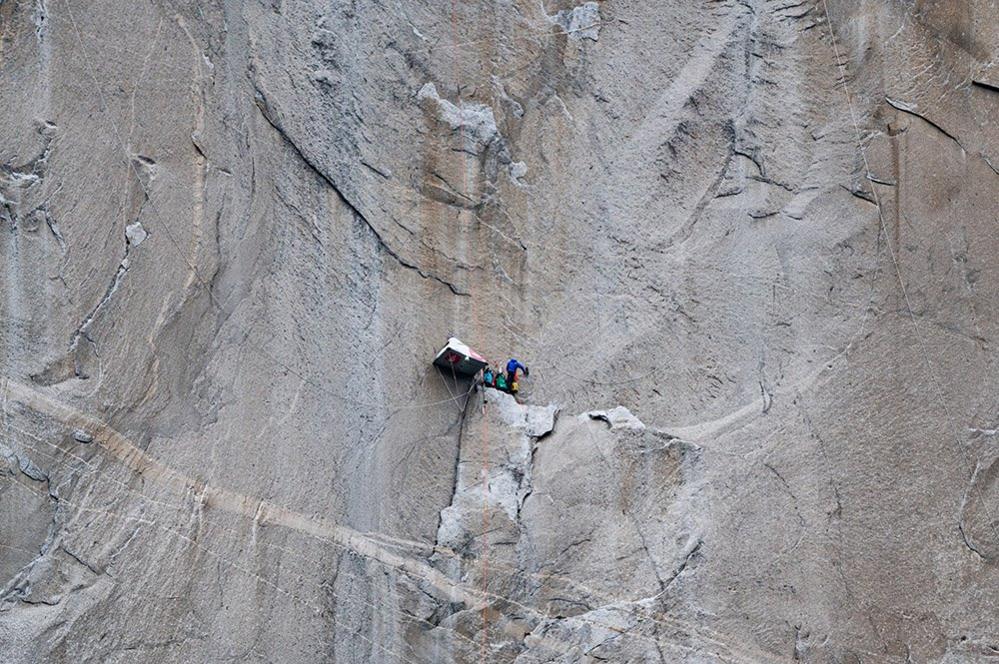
[494,370,509,392]
[505,358,529,388]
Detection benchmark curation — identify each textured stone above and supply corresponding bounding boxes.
[585,405,646,431]
[548,2,602,42]
[70,430,92,444]
[124,222,147,247]
[1,0,997,662]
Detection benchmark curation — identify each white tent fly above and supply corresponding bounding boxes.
[432,337,488,377]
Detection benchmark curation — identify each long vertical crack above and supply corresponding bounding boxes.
[434,387,475,550]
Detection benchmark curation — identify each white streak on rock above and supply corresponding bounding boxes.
[125,221,147,246]
[417,82,500,151]
[549,2,601,41]
[585,406,646,431]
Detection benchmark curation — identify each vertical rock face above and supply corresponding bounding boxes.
[1,0,997,662]
[422,391,703,662]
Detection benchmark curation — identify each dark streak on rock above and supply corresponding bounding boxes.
[360,160,391,179]
[840,184,877,206]
[662,539,701,590]
[253,88,470,296]
[885,97,966,152]
[971,80,999,94]
[958,521,987,562]
[61,545,104,576]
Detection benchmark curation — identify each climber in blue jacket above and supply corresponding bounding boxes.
[506,358,529,388]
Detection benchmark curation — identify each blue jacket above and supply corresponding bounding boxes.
[506,359,527,375]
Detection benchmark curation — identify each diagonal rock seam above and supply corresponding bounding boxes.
[884,96,997,176]
[252,89,470,297]
[1,378,500,610]
[971,79,999,94]
[67,159,152,367]
[885,97,963,149]
[3,378,719,659]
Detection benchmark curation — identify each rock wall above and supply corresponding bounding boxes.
[2,0,998,661]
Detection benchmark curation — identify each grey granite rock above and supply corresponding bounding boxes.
[71,429,93,443]
[1,0,997,661]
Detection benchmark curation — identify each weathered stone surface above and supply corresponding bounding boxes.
[1,0,998,661]
[71,429,93,443]
[585,405,646,431]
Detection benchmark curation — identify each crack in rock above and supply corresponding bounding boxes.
[254,87,470,296]
[885,96,966,153]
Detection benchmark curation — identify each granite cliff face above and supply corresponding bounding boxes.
[2,0,998,661]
